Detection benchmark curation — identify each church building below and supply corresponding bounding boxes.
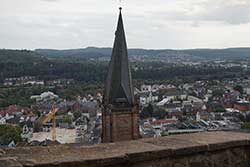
[102,7,140,142]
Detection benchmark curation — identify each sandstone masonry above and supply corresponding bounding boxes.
[1,132,250,167]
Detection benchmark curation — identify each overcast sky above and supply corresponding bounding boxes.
[1,0,250,49]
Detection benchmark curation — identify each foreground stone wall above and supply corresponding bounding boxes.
[133,147,250,167]
[1,132,250,167]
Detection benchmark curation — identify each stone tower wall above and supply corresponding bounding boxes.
[102,106,139,142]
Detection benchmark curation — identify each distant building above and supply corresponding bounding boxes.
[234,101,250,112]
[141,85,152,92]
[3,76,43,86]
[244,88,250,95]
[31,91,59,102]
[163,90,187,101]
[139,92,158,106]
[3,79,13,86]
[46,79,74,86]
[0,105,32,117]
[150,118,178,128]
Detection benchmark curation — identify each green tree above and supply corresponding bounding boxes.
[73,112,82,121]
[140,103,154,119]
[241,122,250,129]
[152,107,167,119]
[0,124,22,145]
[234,85,243,94]
[214,107,226,113]
[63,115,73,124]
[212,89,224,98]
[140,104,167,119]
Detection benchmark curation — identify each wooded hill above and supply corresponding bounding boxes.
[35,47,250,60]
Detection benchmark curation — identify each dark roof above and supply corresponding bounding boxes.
[164,90,186,97]
[139,92,158,97]
[104,8,135,107]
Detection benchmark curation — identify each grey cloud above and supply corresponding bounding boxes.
[40,0,60,2]
[1,0,250,49]
[201,5,250,24]
[0,13,117,49]
[146,1,250,25]
[193,1,250,24]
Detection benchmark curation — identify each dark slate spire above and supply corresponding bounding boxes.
[104,8,135,107]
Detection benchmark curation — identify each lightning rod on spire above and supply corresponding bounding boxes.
[119,0,122,10]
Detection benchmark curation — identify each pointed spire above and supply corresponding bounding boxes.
[104,8,135,107]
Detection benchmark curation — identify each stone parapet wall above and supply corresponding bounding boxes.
[1,132,250,167]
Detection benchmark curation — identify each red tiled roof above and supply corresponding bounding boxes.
[150,119,177,125]
[0,105,32,117]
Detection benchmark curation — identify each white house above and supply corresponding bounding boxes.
[31,91,59,101]
[141,85,152,92]
[163,90,187,101]
[139,92,159,106]
[0,116,6,124]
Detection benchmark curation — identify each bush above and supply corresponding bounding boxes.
[214,108,226,113]
[140,104,166,119]
[63,115,73,124]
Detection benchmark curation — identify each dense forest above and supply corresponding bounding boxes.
[0,49,247,84]
[0,49,107,83]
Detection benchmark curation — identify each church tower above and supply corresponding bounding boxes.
[102,8,140,142]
